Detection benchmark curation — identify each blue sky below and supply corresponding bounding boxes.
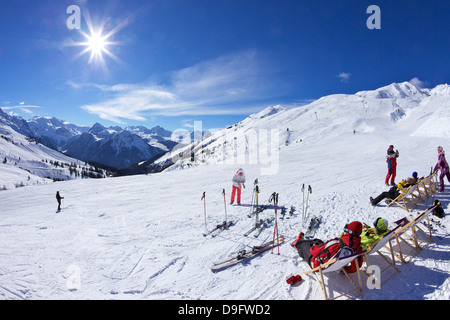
[1,0,449,131]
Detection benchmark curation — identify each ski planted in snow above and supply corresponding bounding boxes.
[203,220,234,237]
[210,235,285,272]
[304,215,322,239]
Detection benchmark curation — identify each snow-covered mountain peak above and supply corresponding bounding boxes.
[88,122,108,135]
[429,83,450,96]
[248,105,288,120]
[356,81,428,99]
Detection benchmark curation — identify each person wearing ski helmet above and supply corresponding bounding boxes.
[433,146,450,192]
[230,168,246,205]
[293,221,363,274]
[370,175,416,206]
[360,218,389,250]
[336,221,364,273]
[385,145,399,186]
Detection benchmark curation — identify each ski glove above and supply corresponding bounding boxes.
[286,275,302,285]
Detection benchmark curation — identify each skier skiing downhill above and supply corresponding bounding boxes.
[385,145,399,186]
[434,146,450,192]
[56,191,64,211]
[230,168,246,205]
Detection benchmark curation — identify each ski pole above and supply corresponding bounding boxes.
[255,185,260,227]
[270,192,280,254]
[222,189,228,224]
[304,185,312,222]
[302,184,305,223]
[201,192,206,230]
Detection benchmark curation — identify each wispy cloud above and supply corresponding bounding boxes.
[71,50,277,124]
[337,72,351,83]
[2,102,41,116]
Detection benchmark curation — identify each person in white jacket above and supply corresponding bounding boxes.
[230,168,246,205]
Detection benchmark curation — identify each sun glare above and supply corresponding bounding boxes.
[69,11,128,70]
[87,32,106,54]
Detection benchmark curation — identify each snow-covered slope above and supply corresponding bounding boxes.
[0,119,88,190]
[0,82,449,300]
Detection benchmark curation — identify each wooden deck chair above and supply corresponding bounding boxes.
[390,208,435,263]
[362,225,402,281]
[424,171,439,195]
[386,184,418,212]
[304,250,367,300]
[389,217,417,263]
[417,174,434,198]
[410,178,427,203]
[408,207,434,249]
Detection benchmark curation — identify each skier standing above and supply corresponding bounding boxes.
[385,145,399,186]
[434,146,450,192]
[230,168,246,205]
[56,191,64,211]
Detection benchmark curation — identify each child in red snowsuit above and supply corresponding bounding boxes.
[230,168,246,205]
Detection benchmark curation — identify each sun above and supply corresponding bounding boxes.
[87,32,107,55]
[78,28,114,66]
[69,12,126,69]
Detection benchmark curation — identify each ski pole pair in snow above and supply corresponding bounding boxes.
[201,189,229,232]
[302,184,312,224]
[269,192,280,255]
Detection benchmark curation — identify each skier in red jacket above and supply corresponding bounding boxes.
[385,145,399,186]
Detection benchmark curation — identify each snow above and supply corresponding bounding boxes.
[0,123,85,190]
[0,81,449,300]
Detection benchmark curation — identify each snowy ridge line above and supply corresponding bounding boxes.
[1,81,450,299]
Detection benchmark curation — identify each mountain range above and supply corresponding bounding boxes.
[1,80,449,185]
[2,111,179,170]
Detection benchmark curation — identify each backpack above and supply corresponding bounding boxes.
[310,238,342,267]
[433,200,445,219]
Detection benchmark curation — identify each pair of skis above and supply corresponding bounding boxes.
[210,235,285,272]
[203,220,234,237]
[244,216,274,237]
[202,189,234,237]
[304,215,322,239]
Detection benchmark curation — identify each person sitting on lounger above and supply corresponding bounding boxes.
[361,218,390,250]
[370,173,418,206]
[292,221,363,273]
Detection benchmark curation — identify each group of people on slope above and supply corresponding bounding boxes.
[370,145,450,207]
[227,146,447,273]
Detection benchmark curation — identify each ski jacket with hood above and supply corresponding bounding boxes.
[434,151,449,174]
[232,168,246,188]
